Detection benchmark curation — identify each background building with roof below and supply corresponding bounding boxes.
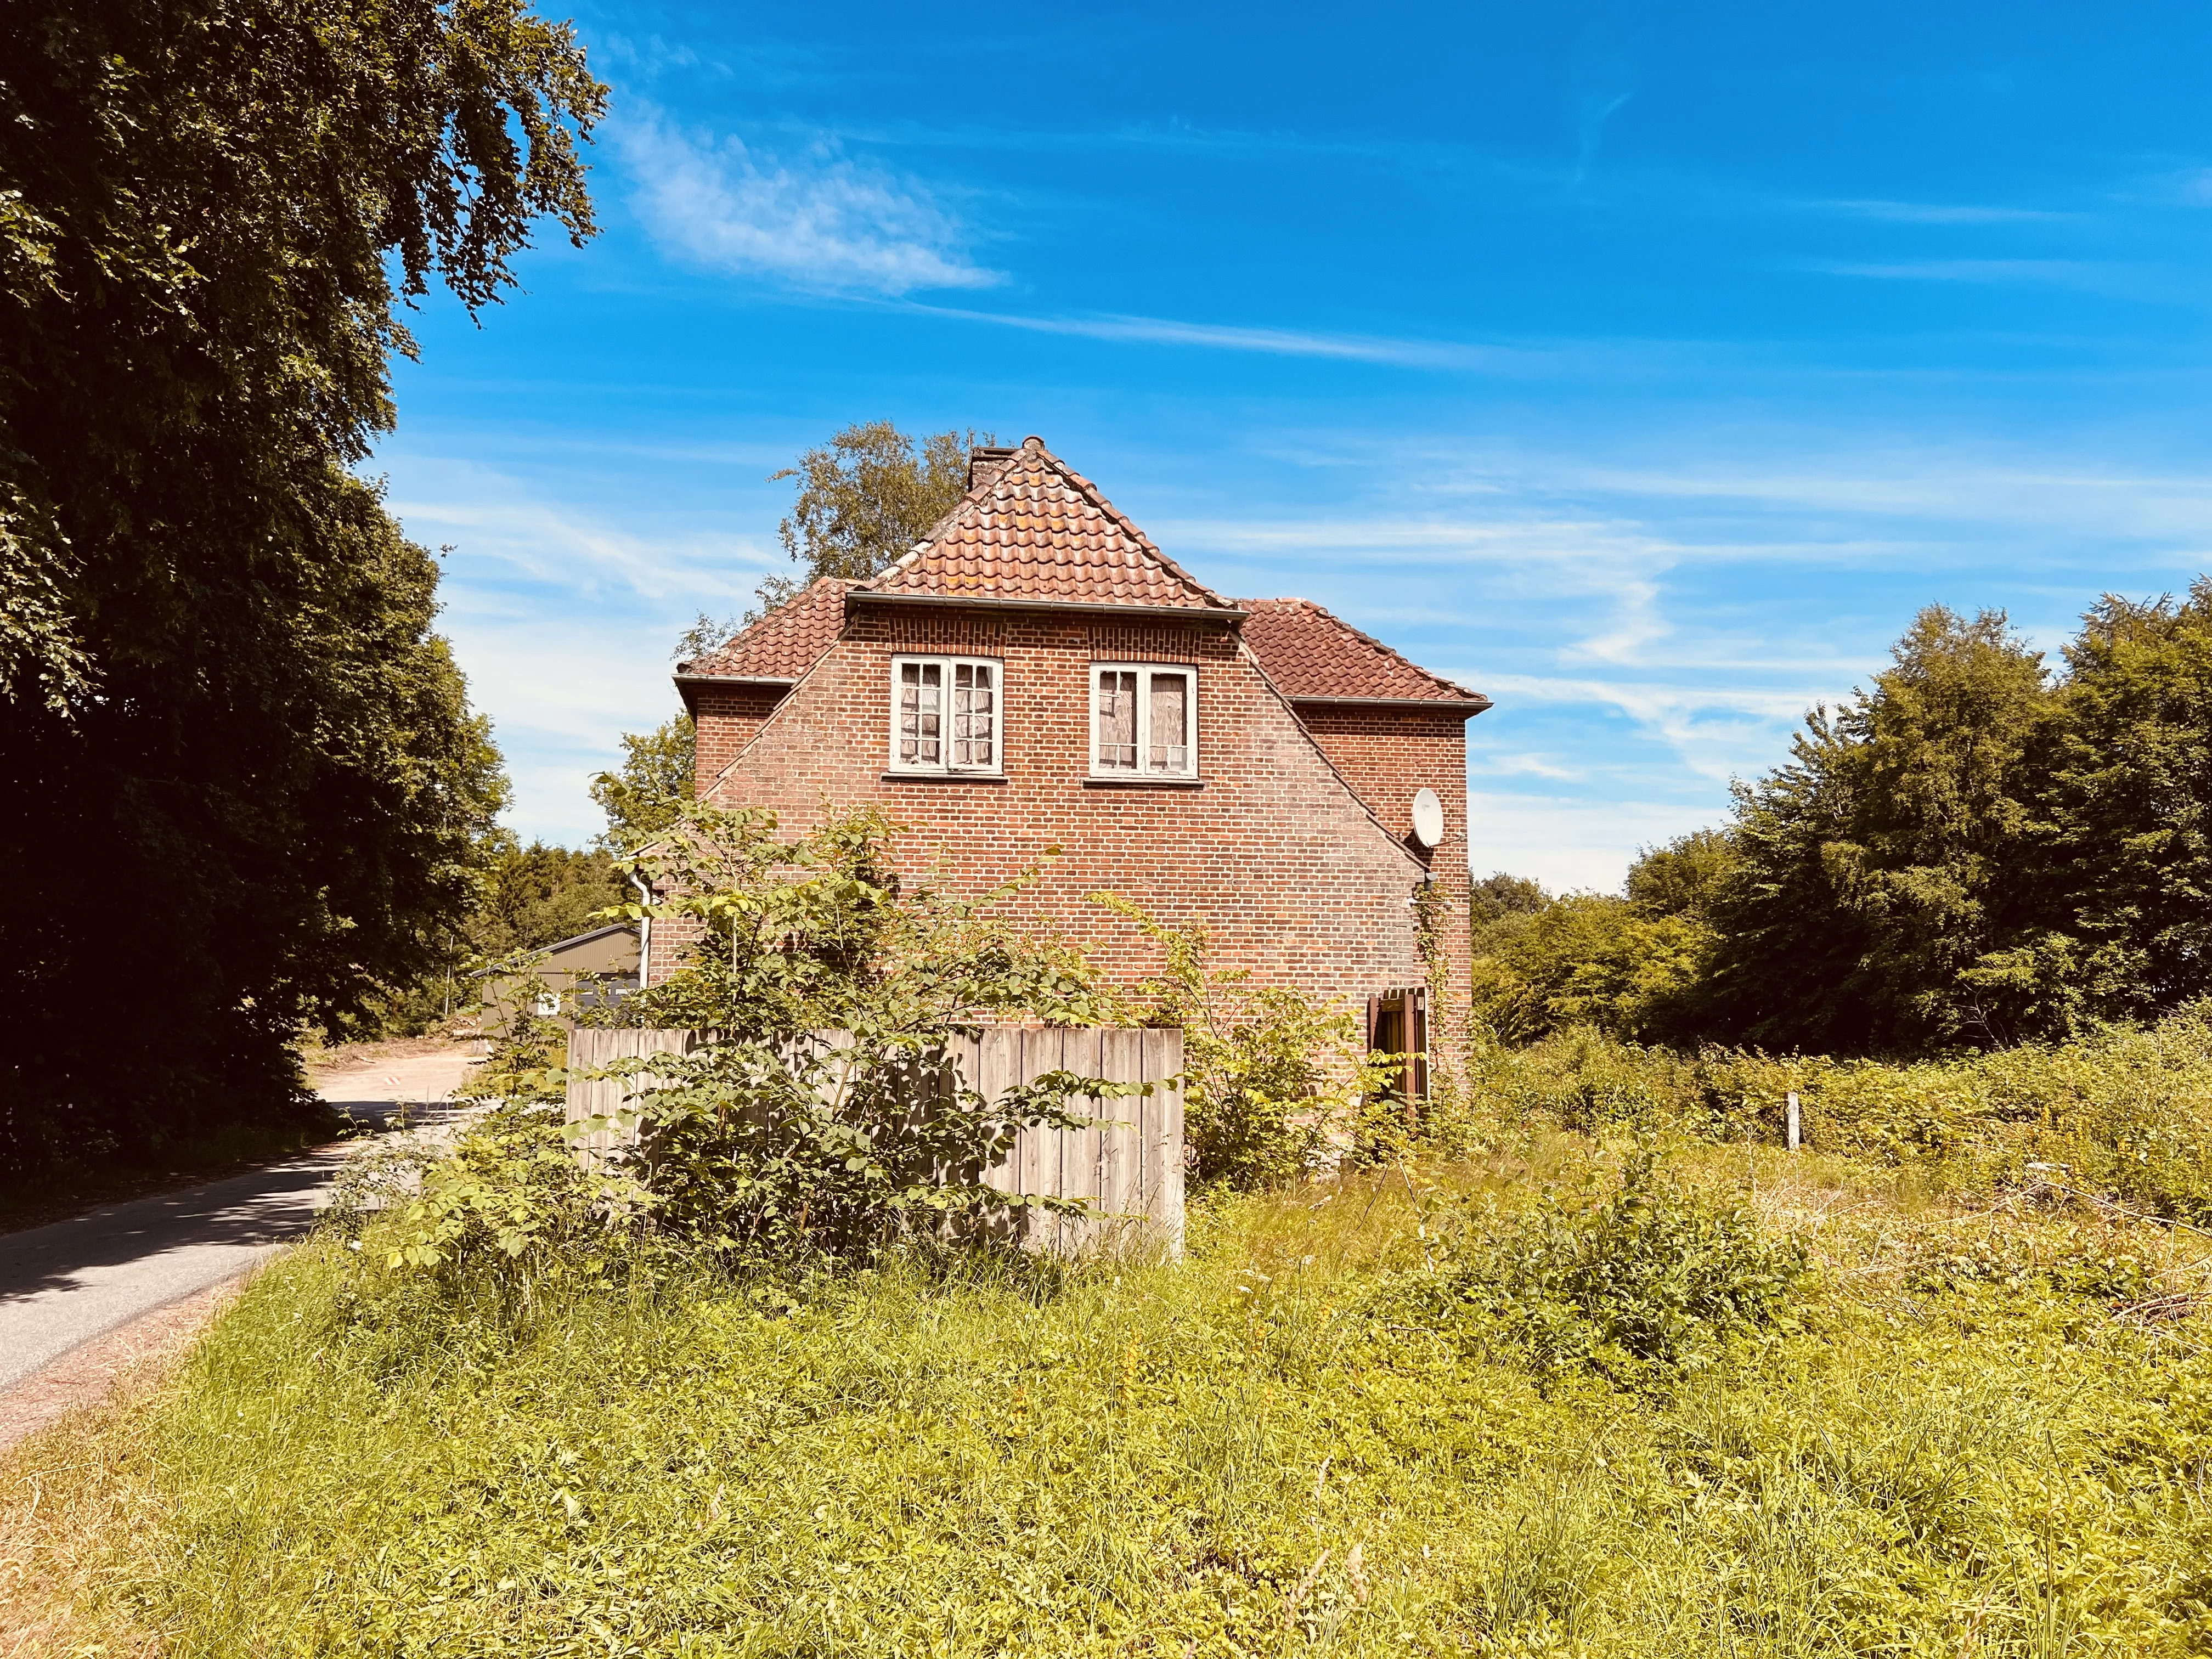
[662,437,1489,1076]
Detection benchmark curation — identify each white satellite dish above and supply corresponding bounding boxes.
[1409,787,1445,849]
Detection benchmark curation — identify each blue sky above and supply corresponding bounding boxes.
[378,0,2212,889]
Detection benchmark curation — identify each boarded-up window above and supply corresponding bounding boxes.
[952,662,995,769]
[1148,671,1189,774]
[1090,664,1198,779]
[889,656,1001,774]
[1096,670,1138,771]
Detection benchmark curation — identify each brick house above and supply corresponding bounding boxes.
[661,437,1490,1078]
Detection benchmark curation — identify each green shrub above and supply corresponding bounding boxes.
[596,803,1120,1260]
[1400,1149,1805,1383]
[1094,893,1389,1189]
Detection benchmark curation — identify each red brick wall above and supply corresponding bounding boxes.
[689,682,789,797]
[660,605,1444,1031]
[1292,703,1475,1056]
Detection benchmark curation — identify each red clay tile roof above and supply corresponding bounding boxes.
[679,577,853,680]
[857,437,1239,612]
[1240,598,1489,706]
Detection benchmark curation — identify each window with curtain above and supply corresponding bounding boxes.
[888,656,1001,774]
[1091,663,1198,778]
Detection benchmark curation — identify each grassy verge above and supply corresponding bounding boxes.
[7,1136,2210,1656]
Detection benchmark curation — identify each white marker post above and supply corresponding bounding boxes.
[1786,1090,1801,1152]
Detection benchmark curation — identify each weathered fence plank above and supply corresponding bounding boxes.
[564,1026,1186,1257]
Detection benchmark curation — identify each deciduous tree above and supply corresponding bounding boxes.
[753,421,988,615]
[0,0,603,1175]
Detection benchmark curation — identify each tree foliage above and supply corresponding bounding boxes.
[590,713,695,854]
[469,839,627,958]
[1703,607,2050,1053]
[0,0,602,1175]
[1472,894,1715,1047]
[583,804,1116,1257]
[2018,583,2212,1027]
[1625,829,1736,921]
[1505,589,2212,1059]
[753,421,988,615]
[1471,871,1551,925]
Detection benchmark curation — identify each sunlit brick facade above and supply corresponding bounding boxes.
[657,438,1489,1060]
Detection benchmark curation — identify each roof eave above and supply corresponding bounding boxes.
[847,590,1248,624]
[1289,693,1494,715]
[671,672,800,688]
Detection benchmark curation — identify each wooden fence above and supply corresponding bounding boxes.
[564,1026,1185,1256]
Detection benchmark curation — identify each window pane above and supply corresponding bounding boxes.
[1096,670,1137,770]
[1148,672,1189,772]
[952,662,994,769]
[898,661,941,765]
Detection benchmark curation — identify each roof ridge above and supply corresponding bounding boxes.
[1240,595,1487,704]
[855,437,1238,612]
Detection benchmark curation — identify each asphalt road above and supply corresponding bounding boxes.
[0,1049,478,1395]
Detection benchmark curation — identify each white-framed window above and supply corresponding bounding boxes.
[1090,663,1198,779]
[888,655,1003,774]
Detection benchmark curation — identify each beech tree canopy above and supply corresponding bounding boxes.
[0,0,604,1176]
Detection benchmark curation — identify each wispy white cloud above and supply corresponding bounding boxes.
[1465,791,1716,893]
[615,106,1000,295]
[1472,752,1585,781]
[910,304,1552,372]
[1814,197,2068,224]
[1803,257,2108,287]
[1475,672,1812,784]
[386,458,771,606]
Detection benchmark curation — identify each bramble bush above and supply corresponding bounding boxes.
[1392,1146,1806,1385]
[592,803,1131,1259]
[1094,893,1393,1189]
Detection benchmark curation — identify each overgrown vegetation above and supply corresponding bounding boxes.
[13,798,2212,1650]
[1396,1146,1807,1385]
[601,802,1119,1259]
[1460,1007,2212,1223]
[1097,894,1390,1189]
[9,1128,2209,1656]
[365,803,1130,1279]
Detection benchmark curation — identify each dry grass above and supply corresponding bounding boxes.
[2,1357,180,1655]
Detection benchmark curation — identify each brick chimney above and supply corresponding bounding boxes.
[967,444,1019,492]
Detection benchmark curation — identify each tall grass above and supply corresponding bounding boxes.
[1465,1007,2212,1221]
[7,1143,2210,1656]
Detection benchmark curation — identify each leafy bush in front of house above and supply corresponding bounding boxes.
[1095,893,1391,1189]
[574,802,1127,1259]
